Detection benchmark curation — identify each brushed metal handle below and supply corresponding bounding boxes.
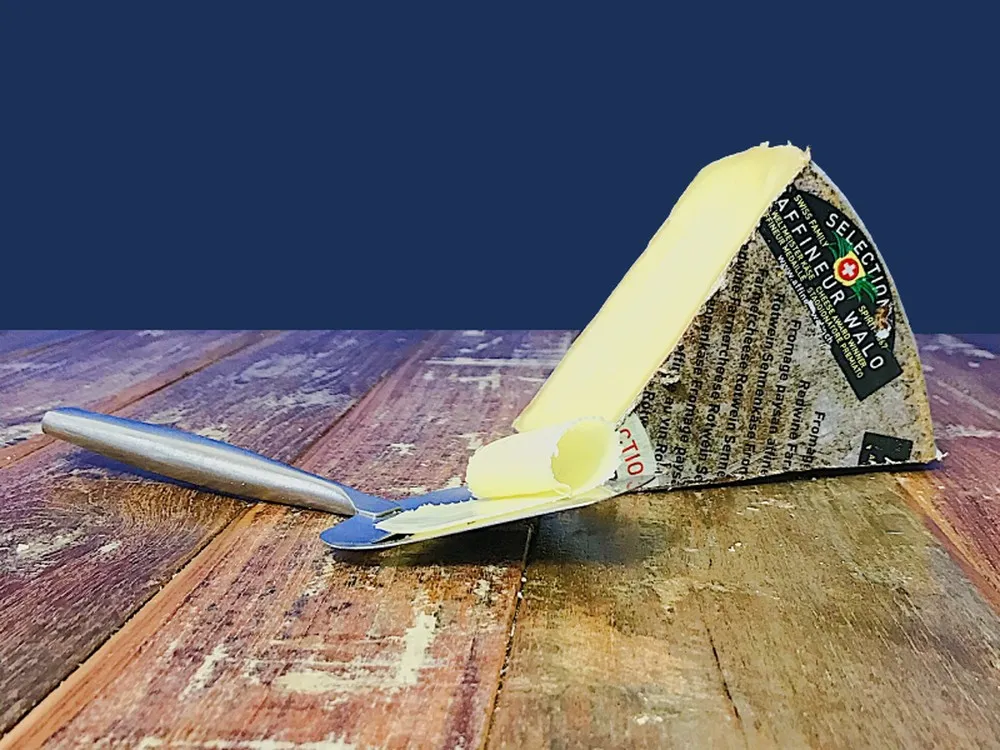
[41,408,395,517]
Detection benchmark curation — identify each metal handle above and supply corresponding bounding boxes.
[41,408,394,517]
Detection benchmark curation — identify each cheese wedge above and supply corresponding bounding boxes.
[369,142,937,542]
[514,142,936,490]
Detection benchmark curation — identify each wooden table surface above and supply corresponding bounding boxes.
[1,330,999,749]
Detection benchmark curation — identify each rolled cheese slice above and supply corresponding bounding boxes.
[374,418,620,537]
[466,417,620,499]
[374,417,621,537]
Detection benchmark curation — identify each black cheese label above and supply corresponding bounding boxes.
[757,186,902,400]
[858,431,914,465]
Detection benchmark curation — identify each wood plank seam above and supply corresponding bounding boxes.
[0,331,279,470]
[3,330,567,749]
[0,330,432,741]
[703,612,746,738]
[0,506,268,749]
[484,522,536,747]
[890,333,1000,613]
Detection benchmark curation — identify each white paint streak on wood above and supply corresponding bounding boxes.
[930,378,1000,422]
[634,715,665,726]
[390,486,429,496]
[146,407,188,425]
[938,424,1000,440]
[458,433,484,451]
[449,373,501,393]
[427,357,562,367]
[274,591,438,697]
[475,336,504,351]
[0,422,42,445]
[397,592,437,687]
[237,354,314,381]
[920,334,996,359]
[245,390,352,410]
[12,529,85,563]
[181,644,228,698]
[194,425,233,442]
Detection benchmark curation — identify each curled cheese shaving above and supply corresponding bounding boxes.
[376,417,619,536]
[466,417,620,499]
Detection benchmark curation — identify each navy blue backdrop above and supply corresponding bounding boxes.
[2,3,997,330]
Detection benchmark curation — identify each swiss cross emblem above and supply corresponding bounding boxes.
[836,257,859,281]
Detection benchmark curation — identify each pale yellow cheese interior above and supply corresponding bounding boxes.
[466,417,620,499]
[515,143,810,432]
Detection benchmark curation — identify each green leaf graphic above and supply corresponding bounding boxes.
[852,277,877,304]
[830,233,854,259]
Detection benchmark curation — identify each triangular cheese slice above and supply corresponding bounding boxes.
[515,143,936,490]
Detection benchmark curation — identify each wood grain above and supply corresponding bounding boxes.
[892,334,1000,608]
[0,330,267,465]
[0,331,86,357]
[0,330,423,735]
[8,331,1000,749]
[489,473,1000,748]
[486,335,1000,749]
[3,330,575,750]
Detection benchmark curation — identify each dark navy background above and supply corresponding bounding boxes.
[2,3,997,330]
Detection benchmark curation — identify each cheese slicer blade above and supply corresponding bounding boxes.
[41,408,651,551]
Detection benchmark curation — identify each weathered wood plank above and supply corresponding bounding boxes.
[486,336,1000,749]
[0,330,424,736]
[2,330,574,750]
[490,492,745,749]
[0,331,87,357]
[490,475,1000,749]
[892,334,1000,608]
[0,330,268,466]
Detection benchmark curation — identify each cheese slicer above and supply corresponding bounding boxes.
[40,408,653,551]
